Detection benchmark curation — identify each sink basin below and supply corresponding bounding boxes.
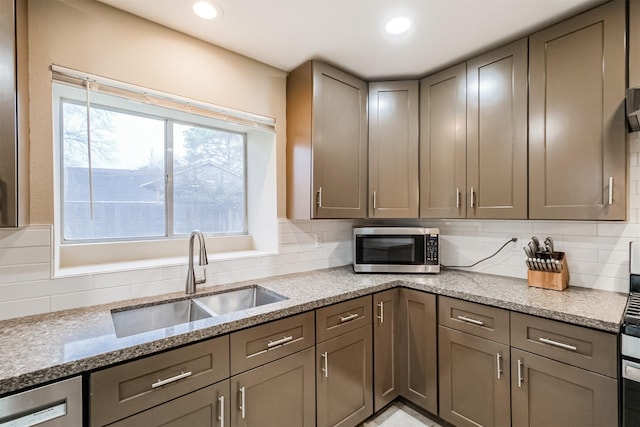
[196,285,288,315]
[111,299,213,338]
[111,285,287,338]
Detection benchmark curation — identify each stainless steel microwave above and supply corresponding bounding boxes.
[353,227,440,273]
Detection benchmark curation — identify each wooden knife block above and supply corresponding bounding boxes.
[527,253,569,291]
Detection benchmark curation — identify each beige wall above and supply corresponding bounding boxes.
[27,0,288,224]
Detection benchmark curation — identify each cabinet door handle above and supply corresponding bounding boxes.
[151,371,192,388]
[317,187,323,208]
[340,313,359,322]
[267,335,293,348]
[457,315,484,326]
[377,302,384,324]
[321,351,329,378]
[496,353,502,380]
[218,395,225,427]
[538,337,577,351]
[373,191,377,210]
[239,386,246,419]
[470,187,475,208]
[608,177,613,205]
[517,359,524,388]
[456,188,461,208]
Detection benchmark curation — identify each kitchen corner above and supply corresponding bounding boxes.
[0,265,626,396]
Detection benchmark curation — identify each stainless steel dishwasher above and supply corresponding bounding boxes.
[0,376,82,426]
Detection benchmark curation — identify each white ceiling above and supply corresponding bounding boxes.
[97,0,604,80]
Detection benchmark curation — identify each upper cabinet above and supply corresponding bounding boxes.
[419,64,467,219]
[467,38,528,219]
[529,1,626,220]
[287,61,368,219]
[420,38,527,220]
[368,80,419,218]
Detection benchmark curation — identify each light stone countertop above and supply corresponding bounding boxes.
[0,266,628,396]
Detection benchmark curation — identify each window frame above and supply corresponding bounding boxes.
[56,85,249,244]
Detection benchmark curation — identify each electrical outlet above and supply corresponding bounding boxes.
[510,237,518,249]
[314,233,323,248]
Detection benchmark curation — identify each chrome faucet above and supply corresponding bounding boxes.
[186,229,208,295]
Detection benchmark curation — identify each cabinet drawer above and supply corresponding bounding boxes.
[316,295,372,342]
[438,296,509,344]
[510,312,617,378]
[230,311,315,375]
[90,335,230,426]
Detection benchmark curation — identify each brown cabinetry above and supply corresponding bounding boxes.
[368,81,419,218]
[90,335,230,426]
[438,297,511,427]
[510,312,618,426]
[420,38,527,220]
[230,347,316,427]
[529,0,626,220]
[108,380,229,427]
[398,288,437,413]
[316,296,373,427]
[372,288,400,412]
[286,61,368,219]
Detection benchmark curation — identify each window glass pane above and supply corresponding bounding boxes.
[62,101,166,240]
[173,123,245,234]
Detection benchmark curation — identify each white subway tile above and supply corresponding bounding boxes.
[596,276,628,293]
[0,276,93,302]
[0,226,51,248]
[0,263,50,284]
[0,246,51,266]
[131,279,182,299]
[598,223,640,238]
[279,220,312,233]
[481,221,533,234]
[531,222,597,237]
[215,265,281,285]
[93,268,164,289]
[50,286,131,312]
[0,297,50,321]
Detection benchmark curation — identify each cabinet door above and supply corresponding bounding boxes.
[373,289,400,412]
[108,380,229,427]
[438,327,510,427]
[529,1,626,220]
[286,61,368,219]
[230,347,315,427]
[420,63,467,218]
[368,80,419,218]
[467,38,528,219]
[317,326,373,427]
[398,289,437,413]
[511,348,618,427]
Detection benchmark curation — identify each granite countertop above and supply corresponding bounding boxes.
[0,266,628,396]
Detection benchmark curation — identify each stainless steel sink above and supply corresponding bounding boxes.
[195,285,287,315]
[111,285,287,338]
[111,299,213,338]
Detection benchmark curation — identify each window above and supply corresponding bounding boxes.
[58,90,246,242]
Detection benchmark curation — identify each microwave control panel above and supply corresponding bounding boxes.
[426,234,439,265]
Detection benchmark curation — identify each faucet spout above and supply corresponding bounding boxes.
[186,229,208,295]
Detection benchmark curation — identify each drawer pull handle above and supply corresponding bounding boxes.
[377,302,384,324]
[218,395,225,427]
[340,313,359,323]
[496,352,502,380]
[151,371,192,388]
[517,359,524,388]
[239,386,246,419]
[321,351,329,378]
[267,335,294,348]
[538,337,577,351]
[457,315,484,326]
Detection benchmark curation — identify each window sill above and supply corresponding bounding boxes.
[54,248,276,278]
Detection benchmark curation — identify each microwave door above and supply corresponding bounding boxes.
[355,234,426,272]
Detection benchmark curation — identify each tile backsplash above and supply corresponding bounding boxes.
[1,133,639,320]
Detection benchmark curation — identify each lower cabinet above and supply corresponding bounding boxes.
[398,288,437,414]
[373,288,400,412]
[438,326,510,427]
[317,325,373,427]
[511,349,618,427]
[230,347,316,427]
[109,380,229,427]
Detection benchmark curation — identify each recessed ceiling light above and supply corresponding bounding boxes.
[385,16,412,35]
[193,1,221,20]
